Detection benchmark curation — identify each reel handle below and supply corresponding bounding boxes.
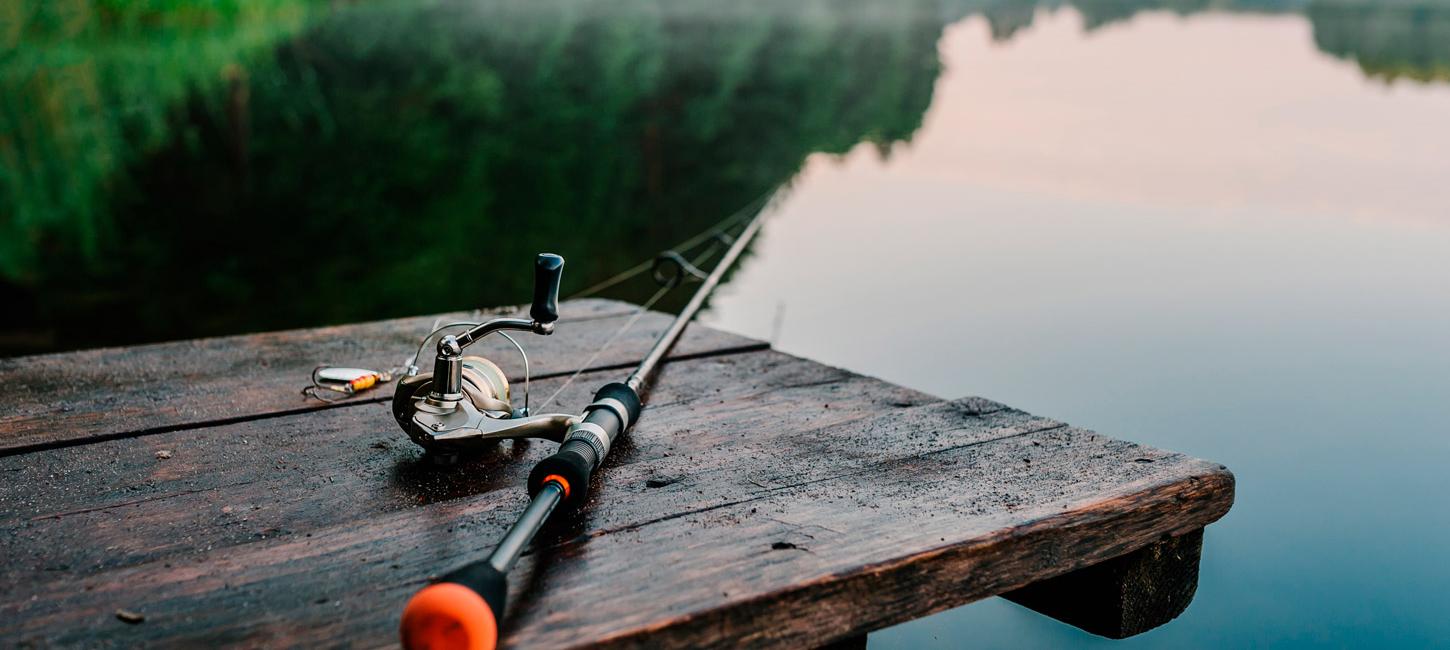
[531,253,564,324]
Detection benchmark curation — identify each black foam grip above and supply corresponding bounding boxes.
[440,560,508,621]
[594,382,642,424]
[531,254,564,324]
[529,384,639,507]
[529,439,595,505]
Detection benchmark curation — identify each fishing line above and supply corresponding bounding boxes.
[397,183,773,650]
[566,189,774,300]
[535,223,736,411]
[303,191,774,404]
[533,284,670,412]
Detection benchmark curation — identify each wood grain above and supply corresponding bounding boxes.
[0,350,930,587]
[0,303,1235,648]
[0,363,1232,647]
[0,299,764,455]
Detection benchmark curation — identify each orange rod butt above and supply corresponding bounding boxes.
[400,582,499,650]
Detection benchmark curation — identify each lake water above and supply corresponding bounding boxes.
[711,6,1450,648]
[5,1,1449,646]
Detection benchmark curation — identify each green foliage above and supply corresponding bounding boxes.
[1,0,321,282]
[5,0,1446,353]
[1309,1,1450,83]
[1,0,946,352]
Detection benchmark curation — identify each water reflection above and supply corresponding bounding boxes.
[1,0,945,353]
[1309,1,1450,82]
[961,0,1450,87]
[4,0,1450,355]
[706,5,1450,648]
[4,0,1450,646]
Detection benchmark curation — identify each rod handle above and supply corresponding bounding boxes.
[530,253,564,324]
[401,561,508,650]
[529,438,598,506]
[528,383,641,507]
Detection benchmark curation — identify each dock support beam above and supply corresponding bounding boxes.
[1003,528,1205,639]
[816,634,867,650]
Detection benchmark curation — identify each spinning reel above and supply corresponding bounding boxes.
[391,254,579,457]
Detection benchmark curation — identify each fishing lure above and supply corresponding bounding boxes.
[303,366,394,401]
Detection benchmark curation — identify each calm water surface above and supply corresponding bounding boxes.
[5,1,1450,647]
[710,7,1450,648]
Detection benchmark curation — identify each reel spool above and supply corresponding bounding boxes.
[393,355,508,412]
[392,254,578,458]
[459,356,512,414]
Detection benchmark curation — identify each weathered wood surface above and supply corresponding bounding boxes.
[0,301,1235,648]
[0,299,764,456]
[1,351,928,586]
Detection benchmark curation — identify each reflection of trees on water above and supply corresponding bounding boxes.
[1309,1,1450,83]
[948,0,1304,39]
[0,1,317,283]
[945,0,1450,83]
[3,0,1446,354]
[0,0,946,353]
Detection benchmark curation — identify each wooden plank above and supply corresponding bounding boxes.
[496,430,1231,648]
[1003,528,1205,638]
[0,350,930,585]
[0,299,765,456]
[0,348,1233,647]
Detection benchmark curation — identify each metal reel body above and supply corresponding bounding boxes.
[394,356,576,454]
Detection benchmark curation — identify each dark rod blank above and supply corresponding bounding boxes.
[487,482,563,573]
[401,205,771,650]
[626,208,768,394]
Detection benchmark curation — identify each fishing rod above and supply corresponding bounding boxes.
[395,206,768,650]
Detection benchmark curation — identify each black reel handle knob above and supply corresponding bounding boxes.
[531,253,564,324]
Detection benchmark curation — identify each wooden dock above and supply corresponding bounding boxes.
[0,299,1234,648]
